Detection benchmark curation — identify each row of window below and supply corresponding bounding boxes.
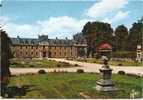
[15,51,73,57]
[19,46,74,50]
[18,51,38,56]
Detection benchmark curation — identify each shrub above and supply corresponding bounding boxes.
[112,51,136,58]
[38,70,46,74]
[118,63,123,66]
[57,64,61,67]
[30,65,34,67]
[74,64,79,66]
[93,61,96,63]
[77,69,84,73]
[11,62,18,65]
[118,71,125,75]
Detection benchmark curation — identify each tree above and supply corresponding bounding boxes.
[82,21,114,57]
[114,25,128,51]
[73,33,85,42]
[128,18,143,51]
[0,29,13,97]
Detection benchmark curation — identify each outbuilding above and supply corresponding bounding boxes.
[97,43,112,58]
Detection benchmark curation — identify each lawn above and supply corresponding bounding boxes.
[7,73,142,99]
[83,58,142,66]
[10,58,79,68]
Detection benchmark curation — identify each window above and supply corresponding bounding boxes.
[26,46,27,49]
[36,52,38,56]
[20,46,22,49]
[31,46,33,49]
[43,46,45,49]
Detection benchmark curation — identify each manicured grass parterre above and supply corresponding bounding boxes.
[8,73,142,99]
[10,58,79,68]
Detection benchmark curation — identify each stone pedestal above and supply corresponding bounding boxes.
[95,56,117,91]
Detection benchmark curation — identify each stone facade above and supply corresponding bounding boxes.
[11,35,87,58]
[136,45,143,62]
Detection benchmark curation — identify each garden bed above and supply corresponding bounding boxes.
[10,58,80,68]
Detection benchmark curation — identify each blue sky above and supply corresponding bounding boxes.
[0,0,143,39]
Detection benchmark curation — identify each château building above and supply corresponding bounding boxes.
[11,35,87,58]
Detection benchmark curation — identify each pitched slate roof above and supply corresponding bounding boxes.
[10,36,75,46]
[48,39,74,46]
[11,38,39,45]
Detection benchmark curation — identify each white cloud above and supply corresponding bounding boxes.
[111,11,129,23]
[37,16,88,38]
[103,11,129,23]
[0,16,10,26]
[1,16,89,39]
[2,22,40,38]
[86,0,128,18]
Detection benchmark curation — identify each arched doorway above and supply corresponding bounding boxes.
[43,51,46,57]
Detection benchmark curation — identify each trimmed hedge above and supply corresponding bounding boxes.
[38,70,46,74]
[118,71,125,75]
[112,51,136,58]
[76,69,84,73]
[74,64,79,66]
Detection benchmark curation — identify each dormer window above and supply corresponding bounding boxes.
[25,40,29,44]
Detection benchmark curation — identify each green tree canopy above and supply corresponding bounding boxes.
[114,25,128,51]
[128,18,143,51]
[82,21,114,57]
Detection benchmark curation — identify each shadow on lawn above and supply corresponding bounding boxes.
[6,85,36,98]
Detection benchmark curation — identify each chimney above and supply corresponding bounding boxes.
[17,36,20,39]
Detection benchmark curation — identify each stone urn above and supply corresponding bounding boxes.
[95,56,117,91]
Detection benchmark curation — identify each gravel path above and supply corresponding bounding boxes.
[10,58,143,76]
